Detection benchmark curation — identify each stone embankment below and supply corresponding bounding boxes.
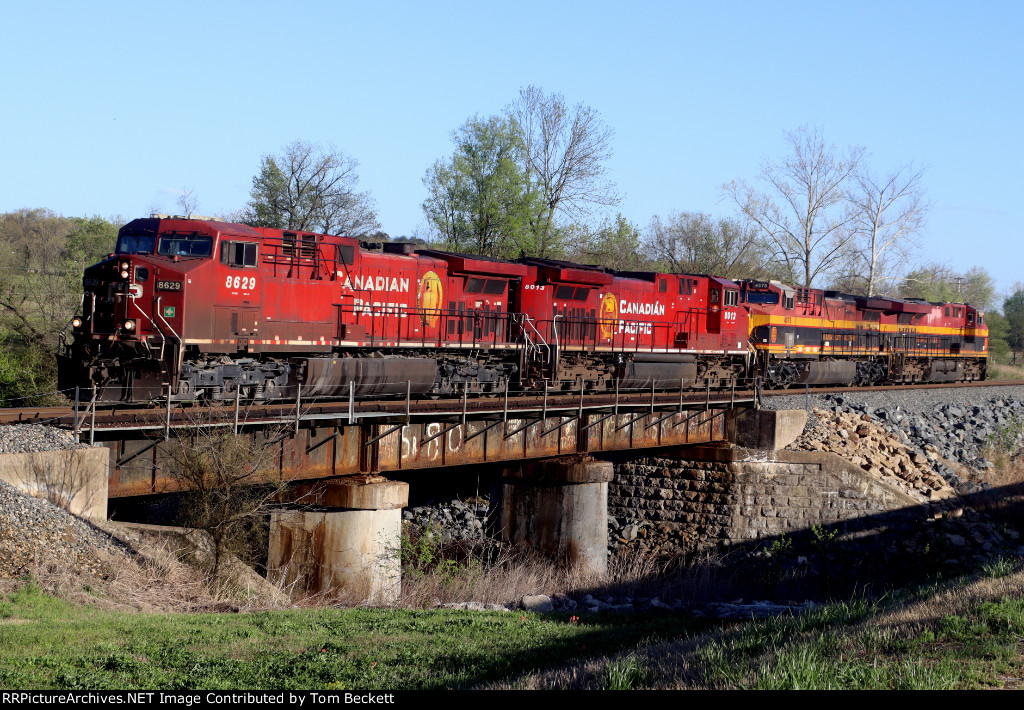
[0,424,119,578]
[767,385,1024,495]
[0,478,125,580]
[603,386,1024,563]
[402,498,489,543]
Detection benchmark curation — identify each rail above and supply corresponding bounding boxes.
[39,376,760,437]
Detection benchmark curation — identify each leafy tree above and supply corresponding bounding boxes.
[898,263,995,310]
[507,85,618,256]
[0,209,119,404]
[566,214,648,271]
[644,211,785,280]
[245,140,380,237]
[724,125,864,287]
[985,310,1011,362]
[422,115,540,258]
[66,215,119,264]
[1003,287,1024,351]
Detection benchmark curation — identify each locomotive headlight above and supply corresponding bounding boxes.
[71,317,83,329]
[120,269,130,279]
[122,319,136,331]
[120,261,129,270]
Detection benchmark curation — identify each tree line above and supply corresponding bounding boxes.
[3,85,1023,403]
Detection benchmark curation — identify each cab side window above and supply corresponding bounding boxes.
[221,241,258,268]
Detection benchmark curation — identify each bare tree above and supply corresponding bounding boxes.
[724,126,864,287]
[848,163,928,296]
[176,188,199,217]
[0,209,80,342]
[507,86,618,256]
[245,140,380,237]
[160,414,298,580]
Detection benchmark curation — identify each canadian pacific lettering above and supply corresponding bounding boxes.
[618,300,665,317]
[341,274,410,293]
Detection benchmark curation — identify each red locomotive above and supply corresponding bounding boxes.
[56,216,987,403]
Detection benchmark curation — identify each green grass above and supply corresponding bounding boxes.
[689,587,1024,690]
[603,653,649,690]
[6,568,1024,690]
[0,581,702,690]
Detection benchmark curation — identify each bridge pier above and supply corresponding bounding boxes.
[726,408,807,450]
[268,476,408,603]
[500,456,612,576]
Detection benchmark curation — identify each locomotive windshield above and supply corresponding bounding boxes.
[157,233,214,257]
[115,234,157,254]
[744,291,779,305]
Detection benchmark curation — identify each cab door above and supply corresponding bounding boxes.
[707,286,722,333]
[720,288,742,348]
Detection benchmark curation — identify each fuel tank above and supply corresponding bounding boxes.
[616,360,698,389]
[927,359,963,383]
[793,360,857,386]
[300,357,438,397]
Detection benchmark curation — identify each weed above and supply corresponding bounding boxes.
[603,653,649,690]
[979,556,1016,579]
[766,534,793,558]
[985,417,1024,457]
[754,645,834,690]
[756,534,795,591]
[810,525,838,552]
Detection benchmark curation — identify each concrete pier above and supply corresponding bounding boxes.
[268,476,409,602]
[500,456,612,575]
[726,408,807,450]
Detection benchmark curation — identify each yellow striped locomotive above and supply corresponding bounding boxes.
[739,280,988,388]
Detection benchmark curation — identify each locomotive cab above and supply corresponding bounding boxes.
[60,217,220,401]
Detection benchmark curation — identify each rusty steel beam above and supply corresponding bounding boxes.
[105,403,730,499]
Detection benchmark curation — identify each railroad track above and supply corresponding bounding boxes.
[2,379,1022,430]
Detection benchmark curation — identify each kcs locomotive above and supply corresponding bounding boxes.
[56,216,988,403]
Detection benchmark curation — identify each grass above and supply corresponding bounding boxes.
[975,415,1024,530]
[987,363,1024,381]
[0,579,704,690]
[4,501,1024,690]
[6,560,1024,690]
[486,563,1024,689]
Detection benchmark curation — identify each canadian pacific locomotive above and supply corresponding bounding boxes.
[56,216,988,403]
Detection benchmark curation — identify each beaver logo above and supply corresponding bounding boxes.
[599,292,618,340]
[418,271,443,327]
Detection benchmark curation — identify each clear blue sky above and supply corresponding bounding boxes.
[2,1,1020,298]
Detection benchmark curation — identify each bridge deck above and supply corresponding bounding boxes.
[92,387,752,498]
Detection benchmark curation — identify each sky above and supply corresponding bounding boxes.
[1,1,1021,299]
